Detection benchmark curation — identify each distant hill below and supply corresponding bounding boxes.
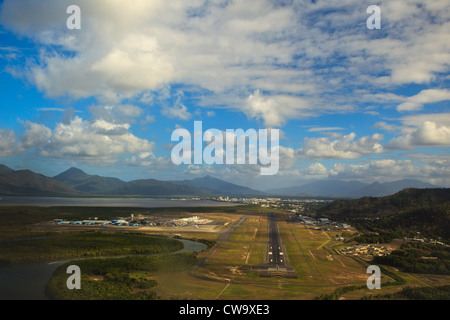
[53,167,127,194]
[351,179,437,198]
[318,188,450,240]
[0,164,78,196]
[267,179,440,198]
[267,180,366,197]
[171,175,266,197]
[53,167,263,197]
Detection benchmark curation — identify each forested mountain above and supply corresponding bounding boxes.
[319,188,450,240]
[0,164,78,196]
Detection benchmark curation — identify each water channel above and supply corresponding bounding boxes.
[0,238,207,300]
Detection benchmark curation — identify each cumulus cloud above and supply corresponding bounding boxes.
[388,121,450,149]
[10,116,155,165]
[331,159,413,181]
[0,129,23,156]
[278,146,296,169]
[289,162,330,180]
[298,132,384,160]
[21,121,52,148]
[244,90,312,127]
[330,158,450,187]
[386,113,450,149]
[42,117,154,160]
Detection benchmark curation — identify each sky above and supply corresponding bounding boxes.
[0,0,450,190]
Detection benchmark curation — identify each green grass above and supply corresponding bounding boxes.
[46,253,197,300]
[0,231,183,265]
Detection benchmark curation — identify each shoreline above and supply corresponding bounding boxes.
[0,196,239,208]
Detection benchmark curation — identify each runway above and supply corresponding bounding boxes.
[245,212,297,278]
[267,212,287,267]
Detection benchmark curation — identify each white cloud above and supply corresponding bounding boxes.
[298,132,385,160]
[14,117,156,163]
[397,89,450,112]
[278,146,296,169]
[387,121,450,149]
[89,33,174,94]
[306,126,345,132]
[386,113,450,149]
[0,129,23,156]
[140,115,155,125]
[125,154,175,171]
[373,121,401,133]
[409,121,450,146]
[330,158,450,187]
[21,121,52,148]
[302,162,329,177]
[161,104,191,121]
[332,159,412,180]
[37,108,66,112]
[89,104,143,124]
[244,90,311,127]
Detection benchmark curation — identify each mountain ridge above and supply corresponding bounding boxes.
[0,165,79,196]
[0,164,264,197]
[352,179,437,198]
[267,178,441,198]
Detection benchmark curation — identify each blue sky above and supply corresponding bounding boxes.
[1,0,450,190]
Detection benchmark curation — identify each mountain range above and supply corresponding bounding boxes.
[267,179,440,198]
[0,163,442,198]
[0,164,264,197]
